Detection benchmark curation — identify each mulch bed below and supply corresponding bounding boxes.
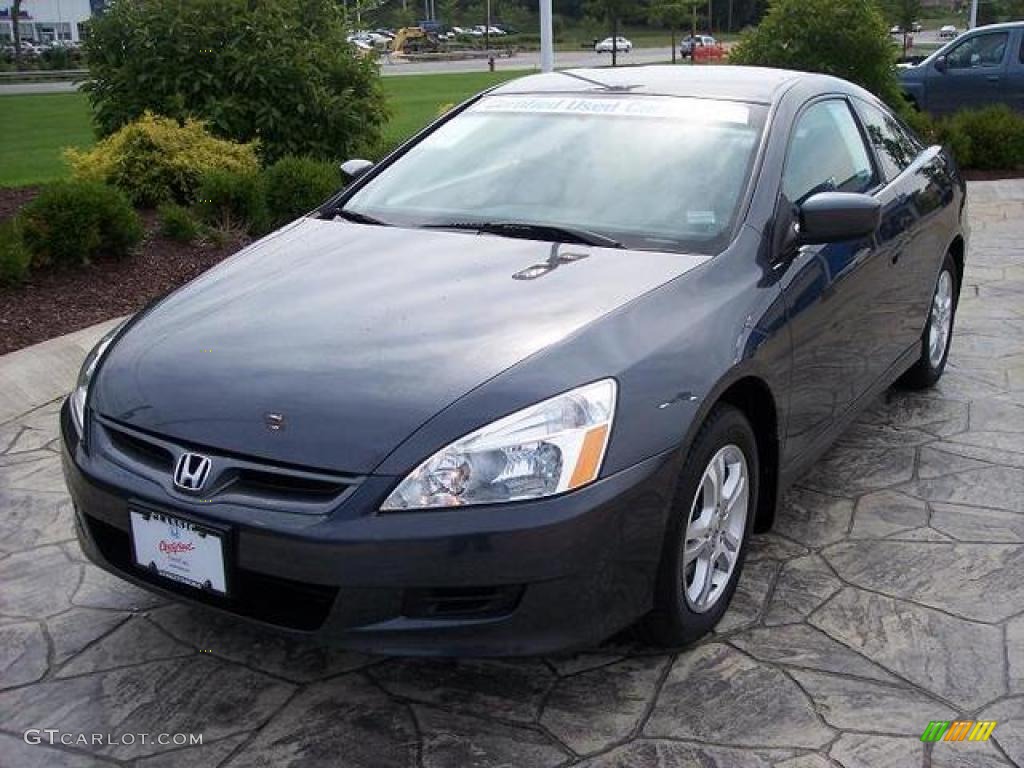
[0,186,39,222]
[0,190,249,356]
[962,169,1024,181]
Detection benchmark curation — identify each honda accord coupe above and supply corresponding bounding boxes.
[61,66,967,656]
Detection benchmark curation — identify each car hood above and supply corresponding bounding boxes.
[92,218,708,474]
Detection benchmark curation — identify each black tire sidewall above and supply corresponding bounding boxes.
[648,405,759,645]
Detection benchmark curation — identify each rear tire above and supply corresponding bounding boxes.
[644,404,759,647]
[901,251,958,390]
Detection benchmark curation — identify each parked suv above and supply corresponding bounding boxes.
[899,21,1024,114]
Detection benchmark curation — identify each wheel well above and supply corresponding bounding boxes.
[718,377,780,533]
[949,235,965,297]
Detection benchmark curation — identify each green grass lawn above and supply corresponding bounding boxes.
[0,70,528,188]
[380,70,525,145]
[0,92,95,187]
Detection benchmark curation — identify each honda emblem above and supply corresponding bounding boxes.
[173,452,212,492]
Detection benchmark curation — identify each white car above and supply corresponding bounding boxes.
[471,25,505,37]
[595,36,632,53]
[939,24,958,39]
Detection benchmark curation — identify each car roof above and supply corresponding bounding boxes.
[489,65,845,106]
[966,20,1024,31]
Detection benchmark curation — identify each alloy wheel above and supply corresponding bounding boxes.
[929,269,954,369]
[682,443,749,613]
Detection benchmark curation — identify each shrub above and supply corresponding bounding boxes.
[19,180,142,267]
[194,169,267,234]
[0,219,31,284]
[261,156,342,230]
[82,0,388,163]
[900,105,1024,171]
[66,112,260,207]
[942,106,1024,171]
[158,203,201,243]
[729,0,904,107]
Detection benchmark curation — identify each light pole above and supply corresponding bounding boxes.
[969,0,978,29]
[539,0,553,72]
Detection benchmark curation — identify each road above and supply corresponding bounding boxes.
[380,44,674,75]
[0,45,676,94]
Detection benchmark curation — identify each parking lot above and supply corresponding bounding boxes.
[1,179,1022,767]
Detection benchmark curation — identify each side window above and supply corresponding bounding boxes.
[783,100,875,204]
[946,31,1008,69]
[855,99,923,181]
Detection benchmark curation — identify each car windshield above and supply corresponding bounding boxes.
[340,94,767,254]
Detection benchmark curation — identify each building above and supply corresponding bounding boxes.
[0,0,98,44]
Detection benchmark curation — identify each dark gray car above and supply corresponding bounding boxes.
[61,66,968,656]
[899,21,1024,114]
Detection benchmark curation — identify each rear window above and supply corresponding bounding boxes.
[854,99,924,182]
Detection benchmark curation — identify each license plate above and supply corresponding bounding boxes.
[130,510,228,595]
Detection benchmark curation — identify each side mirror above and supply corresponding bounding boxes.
[934,55,947,73]
[340,158,374,180]
[797,192,881,245]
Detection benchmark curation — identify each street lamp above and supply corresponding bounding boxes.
[540,0,553,72]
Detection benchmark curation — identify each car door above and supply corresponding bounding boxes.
[777,98,888,461]
[927,28,1011,114]
[1009,28,1024,112]
[852,97,945,359]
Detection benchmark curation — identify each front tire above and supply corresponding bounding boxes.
[901,251,958,389]
[644,404,759,647]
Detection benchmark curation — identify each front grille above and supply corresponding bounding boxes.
[402,585,524,620]
[84,513,338,631]
[106,426,175,471]
[97,417,361,514]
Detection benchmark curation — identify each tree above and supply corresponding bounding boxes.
[977,0,1024,24]
[81,0,388,163]
[886,0,921,57]
[729,0,904,107]
[586,0,639,65]
[649,0,690,62]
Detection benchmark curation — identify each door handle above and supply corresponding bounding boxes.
[986,75,1000,82]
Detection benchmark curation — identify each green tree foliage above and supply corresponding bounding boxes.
[885,0,921,29]
[81,0,388,164]
[729,0,904,106]
[649,0,693,60]
[978,0,1024,25]
[884,0,921,56]
[373,0,765,35]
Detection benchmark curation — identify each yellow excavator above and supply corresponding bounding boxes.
[391,26,443,55]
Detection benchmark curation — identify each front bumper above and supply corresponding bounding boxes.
[61,401,679,656]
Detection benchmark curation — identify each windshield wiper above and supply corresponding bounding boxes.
[424,220,624,249]
[334,208,390,226]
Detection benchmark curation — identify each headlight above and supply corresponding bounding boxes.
[382,379,617,510]
[70,322,125,435]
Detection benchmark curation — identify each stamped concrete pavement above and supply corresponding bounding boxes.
[1,180,1023,767]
